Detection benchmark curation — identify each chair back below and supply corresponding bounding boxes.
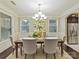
[44,39,58,54]
[63,36,67,42]
[10,37,14,46]
[22,39,36,54]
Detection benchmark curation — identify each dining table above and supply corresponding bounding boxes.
[14,37,64,58]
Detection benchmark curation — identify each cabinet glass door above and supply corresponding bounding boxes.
[67,13,78,44]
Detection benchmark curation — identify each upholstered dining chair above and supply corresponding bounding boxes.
[44,39,58,59]
[22,39,36,59]
[10,37,23,55]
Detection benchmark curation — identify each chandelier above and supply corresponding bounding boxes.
[32,4,47,20]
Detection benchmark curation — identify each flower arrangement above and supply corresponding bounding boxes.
[32,31,42,38]
[32,19,46,38]
[32,31,38,37]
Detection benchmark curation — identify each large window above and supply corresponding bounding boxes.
[0,12,12,41]
[20,19,29,33]
[49,19,57,32]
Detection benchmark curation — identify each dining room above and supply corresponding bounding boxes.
[0,0,79,59]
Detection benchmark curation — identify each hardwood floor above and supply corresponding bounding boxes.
[0,46,12,59]
[64,44,79,59]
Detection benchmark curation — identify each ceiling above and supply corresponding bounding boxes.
[0,0,79,16]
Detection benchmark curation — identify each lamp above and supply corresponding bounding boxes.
[32,4,47,20]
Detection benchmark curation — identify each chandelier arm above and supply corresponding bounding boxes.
[32,3,47,20]
[38,4,41,12]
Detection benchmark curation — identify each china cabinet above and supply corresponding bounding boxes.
[67,13,78,44]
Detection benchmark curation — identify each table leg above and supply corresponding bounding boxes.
[20,45,22,55]
[61,42,63,56]
[15,43,18,58]
[41,43,42,48]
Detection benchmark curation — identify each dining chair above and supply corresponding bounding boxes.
[22,39,36,59]
[10,37,23,55]
[44,39,58,59]
[58,36,66,49]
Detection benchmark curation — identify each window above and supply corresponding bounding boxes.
[0,12,12,41]
[49,20,57,32]
[20,19,29,33]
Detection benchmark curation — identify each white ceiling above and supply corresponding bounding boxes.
[0,0,79,16]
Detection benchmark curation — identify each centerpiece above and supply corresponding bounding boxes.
[32,31,42,38]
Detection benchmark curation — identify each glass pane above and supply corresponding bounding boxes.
[49,26,56,32]
[21,19,29,33]
[22,20,29,26]
[49,20,57,32]
[49,20,56,23]
[68,23,78,44]
[21,26,29,32]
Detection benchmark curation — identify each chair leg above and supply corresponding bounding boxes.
[33,54,35,59]
[46,54,47,59]
[59,46,60,50]
[53,53,56,59]
[12,48,14,55]
[25,54,27,59]
[20,47,22,55]
[43,48,44,54]
[41,43,42,48]
[36,50,37,54]
[43,45,44,54]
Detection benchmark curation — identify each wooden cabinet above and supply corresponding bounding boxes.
[67,13,78,44]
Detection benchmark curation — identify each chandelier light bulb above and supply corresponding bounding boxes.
[41,14,45,17]
[38,11,42,15]
[35,14,38,17]
[32,16,36,19]
[44,16,47,19]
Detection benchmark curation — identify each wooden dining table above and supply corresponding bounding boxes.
[14,37,64,58]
